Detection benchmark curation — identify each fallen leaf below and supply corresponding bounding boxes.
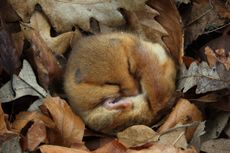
[21,24,63,90]
[23,11,79,54]
[22,120,47,151]
[147,0,184,63]
[158,125,188,149]
[224,121,230,137]
[42,97,85,147]
[11,111,55,133]
[0,14,21,75]
[158,99,203,140]
[175,0,191,4]
[0,60,47,103]
[201,138,230,153]
[0,105,8,134]
[28,99,44,112]
[40,145,90,153]
[11,32,24,58]
[0,134,22,153]
[127,142,197,153]
[214,0,230,19]
[93,140,126,153]
[117,125,158,148]
[84,136,114,151]
[190,121,206,152]
[183,0,226,46]
[0,0,20,22]
[9,0,148,33]
[201,111,230,142]
[178,61,230,94]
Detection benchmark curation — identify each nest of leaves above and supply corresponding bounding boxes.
[0,0,229,153]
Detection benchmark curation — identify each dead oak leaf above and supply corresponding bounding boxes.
[9,0,148,33]
[11,111,55,133]
[158,99,203,140]
[178,62,230,94]
[42,97,85,147]
[127,143,197,153]
[183,0,226,46]
[40,145,90,153]
[21,24,63,90]
[201,138,230,153]
[0,60,47,103]
[0,14,21,75]
[22,120,47,151]
[117,125,158,148]
[23,11,79,54]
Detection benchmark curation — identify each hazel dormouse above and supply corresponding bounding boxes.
[64,32,176,134]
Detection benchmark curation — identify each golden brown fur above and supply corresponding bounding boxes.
[64,32,176,134]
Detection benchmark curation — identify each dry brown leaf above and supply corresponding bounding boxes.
[93,140,126,153]
[40,145,90,153]
[183,0,226,45]
[158,99,203,140]
[24,11,80,54]
[11,111,55,133]
[9,0,148,33]
[11,32,24,58]
[158,125,188,149]
[42,97,85,147]
[84,136,114,151]
[214,0,230,19]
[127,143,197,153]
[0,105,8,134]
[0,0,20,22]
[147,0,183,63]
[21,24,63,90]
[201,138,230,153]
[0,133,22,153]
[205,47,230,70]
[204,46,217,67]
[117,125,158,148]
[0,14,21,75]
[22,120,47,151]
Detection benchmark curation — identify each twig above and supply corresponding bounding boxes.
[184,0,213,27]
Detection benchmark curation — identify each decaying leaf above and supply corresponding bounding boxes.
[225,120,230,138]
[183,0,226,46]
[40,145,90,153]
[190,121,206,152]
[22,120,47,151]
[93,140,126,153]
[204,47,230,70]
[0,134,22,153]
[0,14,21,75]
[0,60,47,103]
[178,61,230,94]
[158,99,203,140]
[23,11,79,54]
[21,24,63,90]
[0,105,8,134]
[147,0,184,63]
[42,97,85,147]
[201,139,230,153]
[158,125,188,149]
[201,111,230,142]
[11,111,55,133]
[117,125,158,148]
[127,143,197,153]
[9,0,148,33]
